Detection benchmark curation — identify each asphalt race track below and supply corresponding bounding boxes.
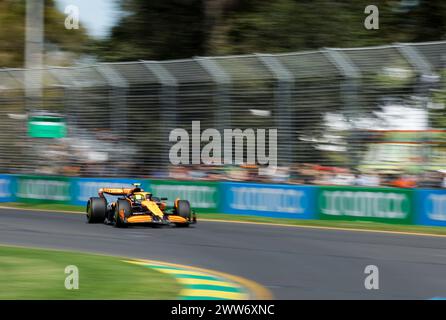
[1,207,446,299]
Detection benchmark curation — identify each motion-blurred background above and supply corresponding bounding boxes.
[0,0,446,188]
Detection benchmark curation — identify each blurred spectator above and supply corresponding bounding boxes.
[330,168,355,186]
[390,175,417,188]
[356,170,381,187]
[418,170,444,189]
[441,171,446,188]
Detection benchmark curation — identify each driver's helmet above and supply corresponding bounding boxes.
[133,194,144,203]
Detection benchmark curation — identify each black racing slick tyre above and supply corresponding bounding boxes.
[86,197,106,223]
[177,200,191,219]
[176,200,191,227]
[114,199,132,228]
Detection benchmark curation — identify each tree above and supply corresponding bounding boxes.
[94,0,206,62]
[0,0,90,68]
[95,0,445,61]
[207,0,446,55]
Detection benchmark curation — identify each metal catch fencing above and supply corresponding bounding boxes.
[0,40,445,179]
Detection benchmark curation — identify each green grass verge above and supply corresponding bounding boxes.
[2,202,446,236]
[1,202,85,212]
[201,213,446,235]
[0,245,181,299]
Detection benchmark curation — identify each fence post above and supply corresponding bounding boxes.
[256,53,294,167]
[397,44,433,76]
[47,67,77,136]
[24,0,44,113]
[143,61,178,170]
[323,48,361,168]
[397,43,437,170]
[95,64,129,136]
[397,43,438,102]
[195,57,231,131]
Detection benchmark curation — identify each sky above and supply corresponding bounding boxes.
[55,0,121,38]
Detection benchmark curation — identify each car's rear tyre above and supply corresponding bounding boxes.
[86,197,106,223]
[114,199,132,228]
[176,200,191,227]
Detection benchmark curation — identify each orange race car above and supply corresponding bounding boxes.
[86,183,196,228]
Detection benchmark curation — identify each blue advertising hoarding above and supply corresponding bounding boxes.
[415,189,446,226]
[4,172,446,228]
[71,178,147,206]
[0,174,15,202]
[220,182,316,219]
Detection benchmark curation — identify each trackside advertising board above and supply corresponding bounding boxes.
[6,173,446,229]
[149,180,219,213]
[317,186,414,224]
[415,189,446,226]
[220,182,316,219]
[0,174,16,202]
[15,175,71,203]
[71,178,147,206]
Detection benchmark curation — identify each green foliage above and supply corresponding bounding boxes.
[209,0,446,55]
[94,0,446,61]
[2,1,445,65]
[44,0,90,55]
[0,0,90,68]
[93,0,206,61]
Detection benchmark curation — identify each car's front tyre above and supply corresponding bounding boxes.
[175,200,191,227]
[114,199,132,228]
[86,197,107,223]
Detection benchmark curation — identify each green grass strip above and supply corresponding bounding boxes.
[0,245,180,299]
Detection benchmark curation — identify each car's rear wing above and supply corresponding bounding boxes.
[98,188,134,197]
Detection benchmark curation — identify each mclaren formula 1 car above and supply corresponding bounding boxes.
[86,183,196,227]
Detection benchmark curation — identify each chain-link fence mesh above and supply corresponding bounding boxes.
[0,41,445,182]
